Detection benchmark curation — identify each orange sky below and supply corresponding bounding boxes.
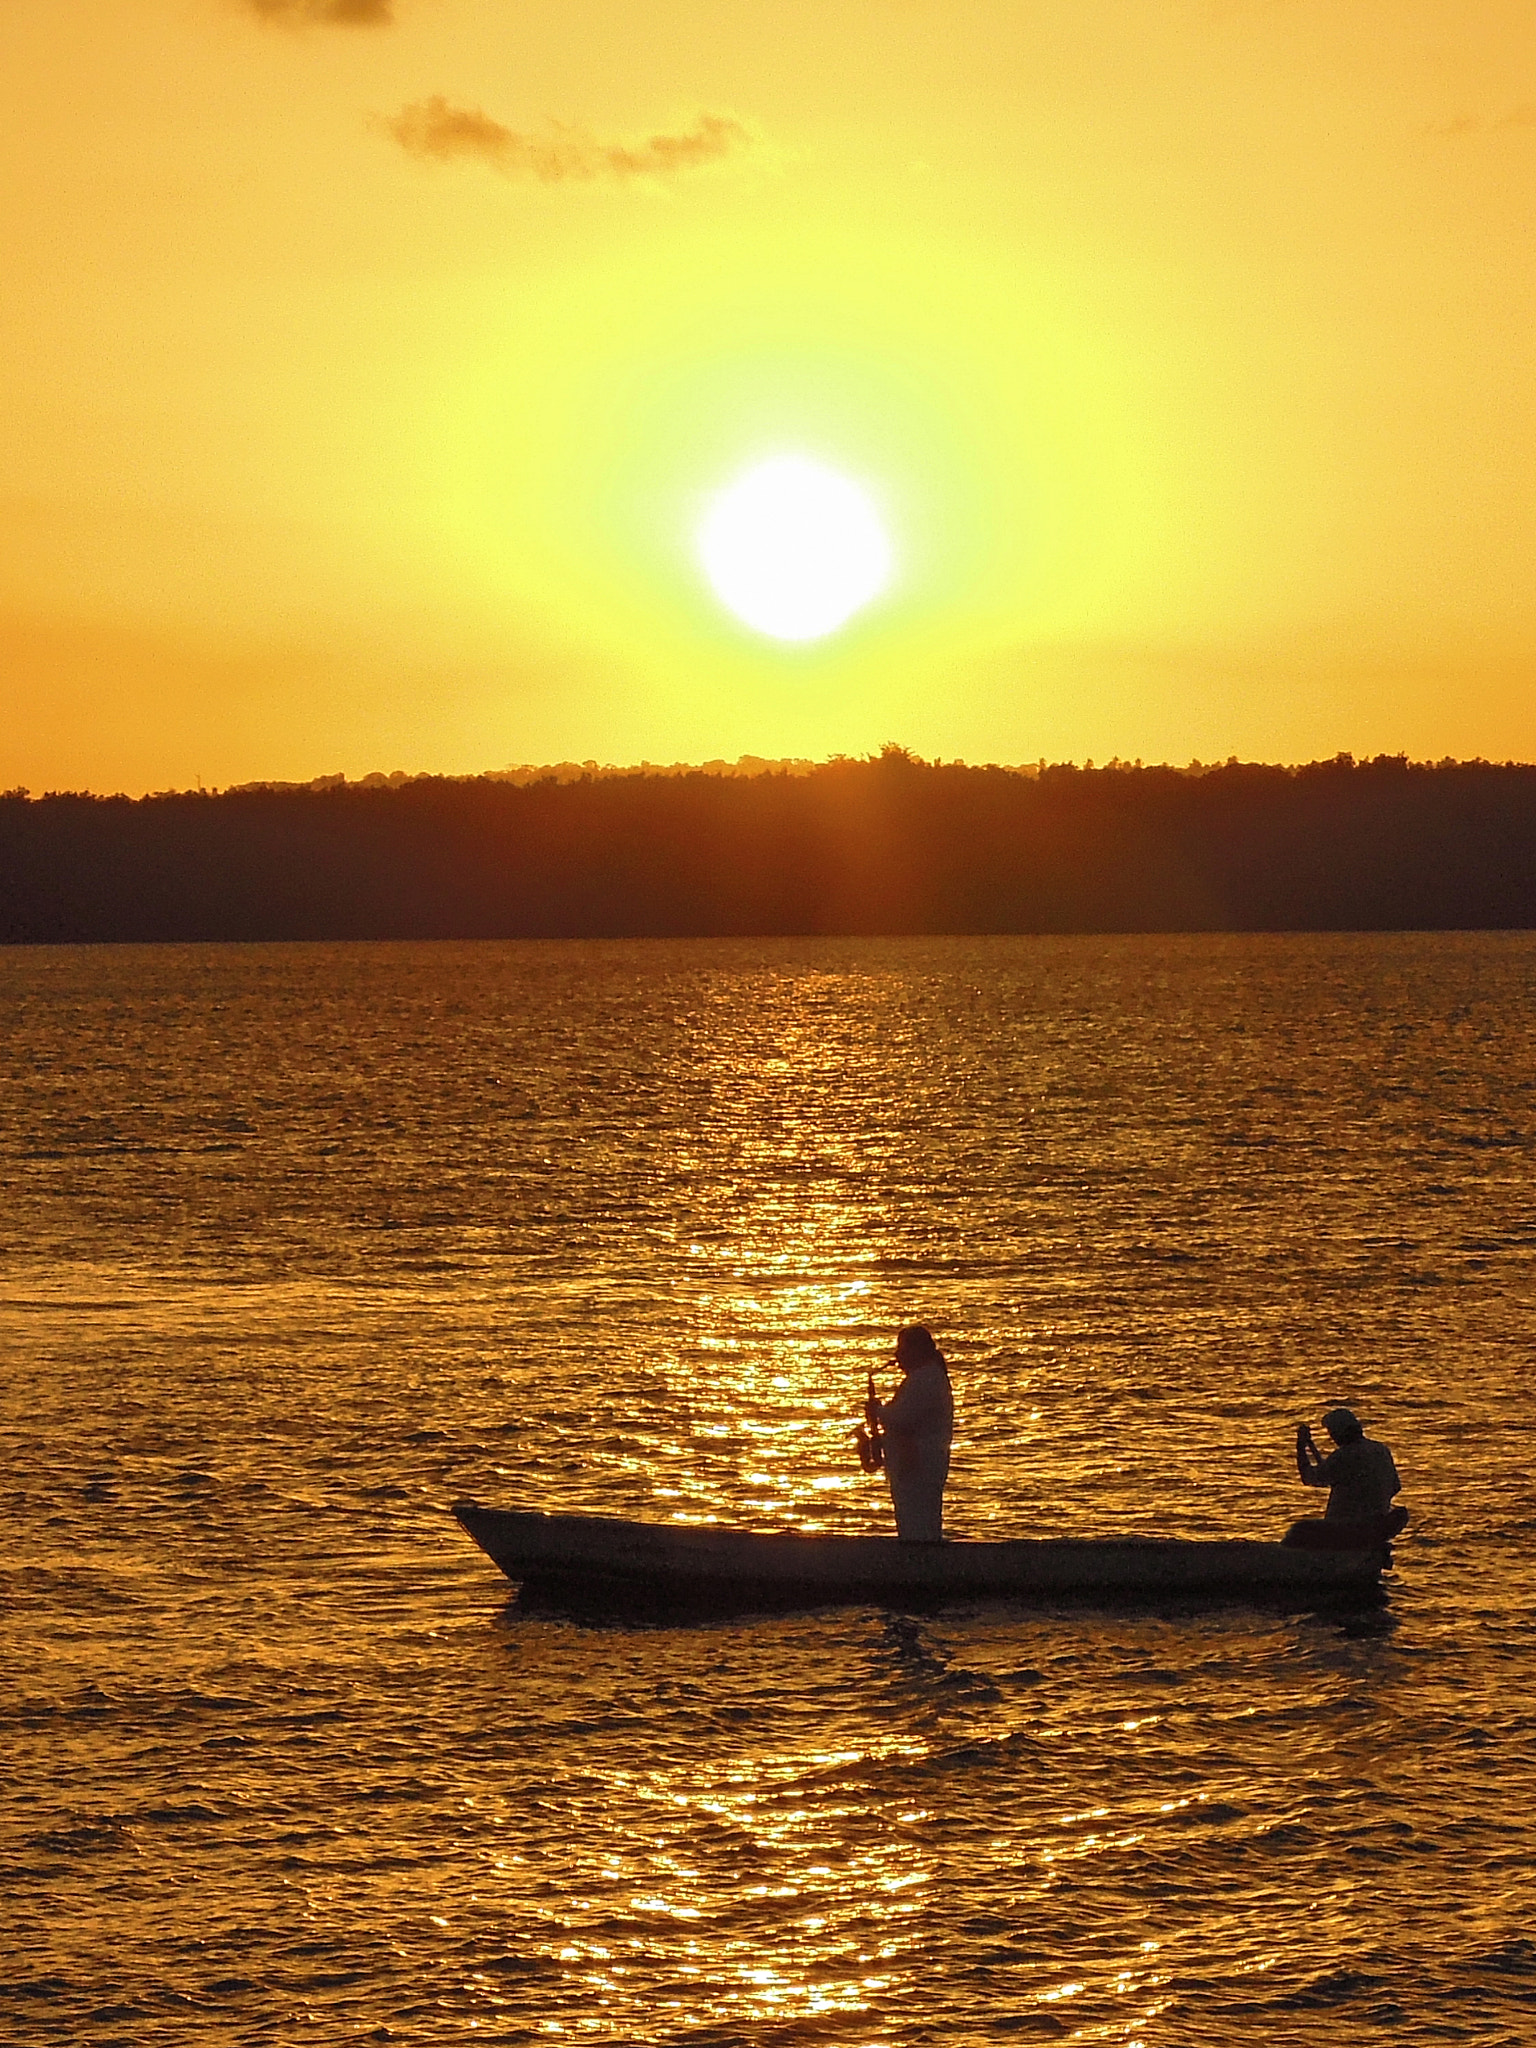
[3,0,1534,793]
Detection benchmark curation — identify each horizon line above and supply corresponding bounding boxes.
[10,745,1536,803]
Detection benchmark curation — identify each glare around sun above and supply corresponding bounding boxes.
[698,455,893,642]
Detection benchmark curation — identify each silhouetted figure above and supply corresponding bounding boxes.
[863,1326,954,1542]
[1284,1405,1408,1550]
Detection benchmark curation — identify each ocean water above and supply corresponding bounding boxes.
[2,932,1534,2046]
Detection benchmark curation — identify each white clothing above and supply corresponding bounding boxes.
[877,1359,954,1542]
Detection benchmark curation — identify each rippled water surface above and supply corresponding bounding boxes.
[3,934,1535,2045]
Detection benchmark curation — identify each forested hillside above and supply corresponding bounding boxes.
[5,751,1535,942]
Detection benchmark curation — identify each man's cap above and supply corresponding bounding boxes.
[1321,1406,1360,1439]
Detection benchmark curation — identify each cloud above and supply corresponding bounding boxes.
[1428,104,1536,139]
[246,0,396,24]
[385,97,751,182]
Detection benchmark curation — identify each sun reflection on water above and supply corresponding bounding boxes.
[639,980,934,1534]
[497,1708,944,2037]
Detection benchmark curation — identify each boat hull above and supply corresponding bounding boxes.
[451,1502,1388,1612]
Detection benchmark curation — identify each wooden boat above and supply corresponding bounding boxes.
[452,1501,1390,1612]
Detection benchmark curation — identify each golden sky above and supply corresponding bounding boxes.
[3,0,1534,792]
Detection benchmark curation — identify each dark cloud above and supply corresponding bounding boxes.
[386,97,751,181]
[246,0,396,25]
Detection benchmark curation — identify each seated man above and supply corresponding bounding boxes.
[1283,1405,1408,1550]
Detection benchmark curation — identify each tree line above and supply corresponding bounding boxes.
[4,750,1536,943]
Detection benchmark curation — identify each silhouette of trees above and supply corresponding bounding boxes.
[4,752,1535,942]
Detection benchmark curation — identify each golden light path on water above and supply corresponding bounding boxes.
[552,999,949,2034]
[645,985,904,1533]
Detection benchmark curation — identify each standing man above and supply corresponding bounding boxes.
[865,1325,954,1542]
[1286,1405,1407,1549]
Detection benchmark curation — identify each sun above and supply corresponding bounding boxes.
[698,455,894,642]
